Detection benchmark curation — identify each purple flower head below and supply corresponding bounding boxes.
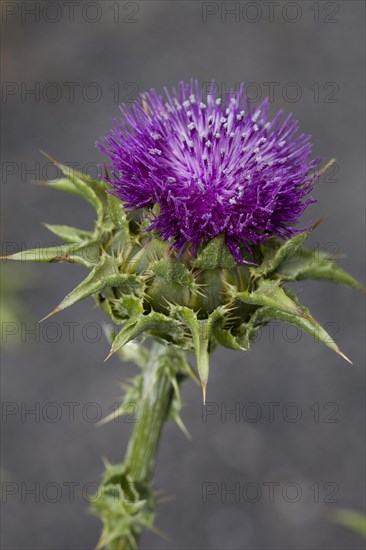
[98,80,319,262]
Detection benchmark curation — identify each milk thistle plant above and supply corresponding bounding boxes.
[4,81,362,548]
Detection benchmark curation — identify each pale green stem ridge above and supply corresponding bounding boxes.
[124,341,176,481]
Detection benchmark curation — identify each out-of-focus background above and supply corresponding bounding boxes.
[1,1,365,549]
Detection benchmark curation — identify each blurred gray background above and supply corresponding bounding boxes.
[1,1,365,549]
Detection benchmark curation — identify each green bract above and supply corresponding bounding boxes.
[5,158,362,400]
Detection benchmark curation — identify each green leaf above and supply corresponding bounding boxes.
[108,312,179,358]
[59,163,104,225]
[35,177,82,196]
[103,326,149,369]
[172,305,226,401]
[238,321,260,351]
[168,387,191,439]
[258,230,312,276]
[42,254,141,319]
[113,294,145,319]
[98,374,144,427]
[43,224,93,243]
[107,192,129,230]
[193,235,236,269]
[212,322,246,351]
[249,302,351,363]
[40,153,105,225]
[2,241,101,268]
[276,248,364,290]
[232,279,306,318]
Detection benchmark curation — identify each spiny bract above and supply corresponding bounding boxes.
[4,155,362,399]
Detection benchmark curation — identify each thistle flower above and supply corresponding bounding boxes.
[98,80,319,261]
[3,84,360,396]
[2,81,362,550]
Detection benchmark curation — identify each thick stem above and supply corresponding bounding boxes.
[124,340,175,481]
[103,340,188,550]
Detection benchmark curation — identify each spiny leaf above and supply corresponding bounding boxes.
[92,467,157,550]
[232,279,306,318]
[59,166,104,224]
[108,312,180,358]
[172,306,226,402]
[168,389,191,439]
[237,321,260,351]
[249,302,351,363]
[103,325,149,369]
[35,177,81,196]
[41,254,140,320]
[112,294,145,319]
[97,288,129,325]
[276,248,364,290]
[40,153,105,224]
[98,373,144,427]
[107,191,129,230]
[193,235,236,269]
[257,229,313,276]
[43,224,93,243]
[2,241,101,268]
[212,321,246,351]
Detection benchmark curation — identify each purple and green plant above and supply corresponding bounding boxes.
[3,81,363,549]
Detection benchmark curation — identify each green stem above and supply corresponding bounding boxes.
[99,340,189,550]
[124,340,176,481]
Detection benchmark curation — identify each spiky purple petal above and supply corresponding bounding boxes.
[98,81,320,261]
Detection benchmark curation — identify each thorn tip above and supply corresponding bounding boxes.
[104,351,114,363]
[337,350,353,365]
[202,381,207,405]
[39,308,59,322]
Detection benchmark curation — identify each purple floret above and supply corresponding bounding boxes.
[97,80,320,262]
